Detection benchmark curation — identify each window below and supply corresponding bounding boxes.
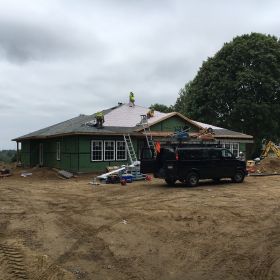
[104,141,115,161]
[179,149,203,160]
[221,143,239,158]
[56,142,61,161]
[221,149,233,158]
[232,143,239,157]
[116,141,127,160]
[225,143,231,150]
[91,140,103,161]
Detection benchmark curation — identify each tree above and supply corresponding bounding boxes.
[175,33,280,154]
[150,103,174,113]
[0,150,17,163]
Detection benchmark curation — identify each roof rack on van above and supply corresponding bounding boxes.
[159,138,222,148]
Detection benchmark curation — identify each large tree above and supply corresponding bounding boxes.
[149,103,174,113]
[175,33,280,152]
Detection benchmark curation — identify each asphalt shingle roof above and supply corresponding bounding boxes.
[14,104,167,140]
[102,104,170,127]
[13,103,253,141]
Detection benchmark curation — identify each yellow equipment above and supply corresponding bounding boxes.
[261,141,280,158]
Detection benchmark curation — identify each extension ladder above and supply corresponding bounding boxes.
[123,134,138,164]
[140,114,156,157]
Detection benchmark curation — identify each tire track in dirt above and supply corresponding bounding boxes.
[249,254,280,280]
[30,214,132,280]
[51,214,143,279]
[0,243,28,280]
[249,228,280,280]
[33,263,60,280]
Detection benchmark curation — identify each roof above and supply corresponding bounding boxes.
[192,120,253,140]
[13,103,171,140]
[192,120,224,130]
[103,104,170,127]
[13,103,253,141]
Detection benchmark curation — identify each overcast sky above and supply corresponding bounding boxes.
[1,0,280,149]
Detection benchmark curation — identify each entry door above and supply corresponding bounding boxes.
[39,143,43,166]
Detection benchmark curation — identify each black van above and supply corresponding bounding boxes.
[140,145,247,187]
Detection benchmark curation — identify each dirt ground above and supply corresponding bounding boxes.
[1,168,280,280]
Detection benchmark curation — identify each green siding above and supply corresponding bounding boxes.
[239,143,246,153]
[19,115,250,172]
[78,135,134,173]
[150,116,199,132]
[23,136,80,171]
[21,141,31,167]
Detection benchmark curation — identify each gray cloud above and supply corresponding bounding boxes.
[1,0,280,148]
[0,18,105,63]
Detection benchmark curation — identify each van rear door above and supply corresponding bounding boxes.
[140,148,156,174]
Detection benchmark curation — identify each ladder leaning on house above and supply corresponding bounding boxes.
[140,114,156,158]
[123,134,138,165]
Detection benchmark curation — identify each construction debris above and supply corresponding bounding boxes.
[0,168,12,178]
[89,177,101,186]
[58,170,74,179]
[21,172,32,177]
[106,174,121,184]
[97,166,126,180]
[255,158,280,174]
[106,166,121,172]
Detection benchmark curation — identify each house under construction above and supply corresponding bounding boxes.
[13,103,253,172]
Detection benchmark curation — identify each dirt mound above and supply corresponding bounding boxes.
[0,165,60,180]
[256,157,280,173]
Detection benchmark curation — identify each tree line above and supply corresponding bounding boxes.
[0,150,17,163]
[151,33,280,156]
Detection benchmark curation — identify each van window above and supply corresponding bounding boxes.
[141,148,154,159]
[221,149,233,158]
[209,149,221,159]
[161,148,176,160]
[178,149,205,160]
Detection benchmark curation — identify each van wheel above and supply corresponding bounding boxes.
[186,172,199,187]
[232,171,245,183]
[165,178,176,186]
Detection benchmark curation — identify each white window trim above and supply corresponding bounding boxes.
[116,141,127,161]
[91,140,103,162]
[104,140,115,161]
[231,143,240,157]
[221,142,239,157]
[56,142,61,161]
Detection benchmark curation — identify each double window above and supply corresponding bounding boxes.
[91,140,127,161]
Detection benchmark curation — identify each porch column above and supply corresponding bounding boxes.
[16,141,20,164]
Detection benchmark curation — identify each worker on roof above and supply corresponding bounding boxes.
[147,108,155,119]
[95,111,104,128]
[129,92,135,107]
